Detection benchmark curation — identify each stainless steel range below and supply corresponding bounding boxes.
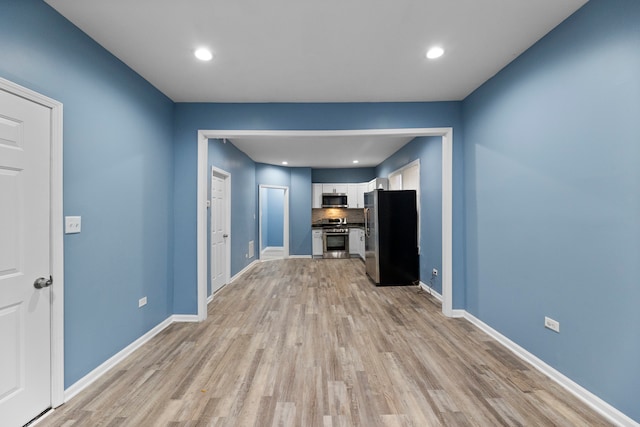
[321,218,349,259]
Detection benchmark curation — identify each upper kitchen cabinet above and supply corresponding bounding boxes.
[347,184,357,208]
[312,184,323,208]
[347,183,367,208]
[357,183,367,208]
[322,183,348,194]
[367,177,388,192]
[313,180,386,208]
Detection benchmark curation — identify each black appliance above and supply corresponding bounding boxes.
[322,193,348,208]
[364,190,419,285]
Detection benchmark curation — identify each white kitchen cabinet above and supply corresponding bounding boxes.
[368,177,389,191]
[349,228,359,255]
[322,183,348,194]
[312,229,323,257]
[349,228,366,260]
[357,183,368,208]
[347,184,358,208]
[312,184,323,208]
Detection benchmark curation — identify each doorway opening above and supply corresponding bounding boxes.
[196,128,453,321]
[209,166,231,299]
[259,185,289,260]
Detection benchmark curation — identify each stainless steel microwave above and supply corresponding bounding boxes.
[322,193,348,208]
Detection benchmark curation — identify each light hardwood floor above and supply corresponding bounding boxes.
[39,259,611,426]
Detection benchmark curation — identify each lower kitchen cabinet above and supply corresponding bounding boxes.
[312,229,323,257]
[349,228,365,260]
[349,228,359,255]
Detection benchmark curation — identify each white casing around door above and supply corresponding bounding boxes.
[0,88,52,426]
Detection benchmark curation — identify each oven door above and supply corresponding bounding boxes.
[323,232,349,259]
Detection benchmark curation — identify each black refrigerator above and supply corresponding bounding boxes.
[364,190,419,286]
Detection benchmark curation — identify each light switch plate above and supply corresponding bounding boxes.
[65,216,81,234]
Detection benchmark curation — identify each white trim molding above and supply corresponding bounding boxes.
[64,314,201,402]
[230,260,259,284]
[418,281,443,302]
[64,316,173,401]
[462,312,637,427]
[0,77,65,408]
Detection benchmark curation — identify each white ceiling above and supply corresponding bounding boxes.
[212,130,433,168]
[44,0,587,167]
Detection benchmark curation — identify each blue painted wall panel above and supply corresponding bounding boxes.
[290,168,313,255]
[377,136,443,293]
[0,0,175,387]
[266,189,285,247]
[462,0,640,420]
[260,188,269,251]
[312,168,376,183]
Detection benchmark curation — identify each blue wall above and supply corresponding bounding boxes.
[265,188,284,247]
[173,102,465,315]
[312,167,376,183]
[0,0,175,387]
[377,136,443,294]
[290,168,313,255]
[462,0,640,420]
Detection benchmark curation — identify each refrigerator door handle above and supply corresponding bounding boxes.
[364,208,369,237]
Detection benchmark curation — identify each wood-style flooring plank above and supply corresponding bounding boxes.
[38,259,612,427]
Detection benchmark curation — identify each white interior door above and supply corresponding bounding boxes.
[0,88,52,425]
[210,170,227,295]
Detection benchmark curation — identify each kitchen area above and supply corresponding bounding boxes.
[311,177,419,286]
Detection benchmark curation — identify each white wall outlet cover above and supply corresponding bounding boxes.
[544,316,560,333]
[65,216,81,234]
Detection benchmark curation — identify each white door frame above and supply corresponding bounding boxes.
[209,166,231,298]
[0,77,65,406]
[197,128,454,319]
[258,185,290,259]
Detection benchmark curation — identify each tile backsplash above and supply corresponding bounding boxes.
[312,208,364,224]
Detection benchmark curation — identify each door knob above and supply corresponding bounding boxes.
[34,275,53,289]
[223,234,229,238]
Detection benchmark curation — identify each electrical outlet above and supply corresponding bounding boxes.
[65,216,82,234]
[138,297,147,308]
[544,316,560,333]
[432,268,438,277]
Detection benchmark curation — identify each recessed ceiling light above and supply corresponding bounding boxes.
[282,161,288,165]
[352,160,359,164]
[194,48,213,61]
[426,46,444,59]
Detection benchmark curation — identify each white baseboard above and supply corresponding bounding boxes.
[207,293,214,304]
[230,260,258,283]
[418,281,443,302]
[64,315,174,402]
[288,255,312,259]
[462,311,637,427]
[64,314,203,402]
[172,314,200,323]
